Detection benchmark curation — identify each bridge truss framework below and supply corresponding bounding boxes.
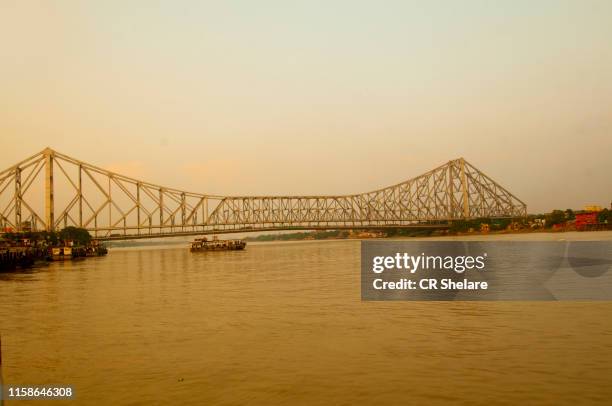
[0,148,526,240]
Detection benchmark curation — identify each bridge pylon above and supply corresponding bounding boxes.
[44,148,54,232]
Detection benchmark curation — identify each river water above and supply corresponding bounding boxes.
[1,232,612,405]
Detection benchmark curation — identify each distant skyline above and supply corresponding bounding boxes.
[1,1,611,213]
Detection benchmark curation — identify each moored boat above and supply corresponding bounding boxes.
[50,247,66,261]
[49,240,107,261]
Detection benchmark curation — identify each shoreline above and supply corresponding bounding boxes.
[106,230,612,251]
[246,229,612,243]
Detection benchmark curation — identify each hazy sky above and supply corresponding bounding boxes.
[1,0,611,213]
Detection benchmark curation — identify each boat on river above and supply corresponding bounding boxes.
[50,246,71,261]
[190,236,246,252]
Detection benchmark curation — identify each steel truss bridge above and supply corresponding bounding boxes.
[0,148,526,240]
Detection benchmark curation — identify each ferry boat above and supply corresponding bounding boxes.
[86,240,108,257]
[50,241,107,260]
[50,247,68,261]
[190,236,246,252]
[49,245,81,260]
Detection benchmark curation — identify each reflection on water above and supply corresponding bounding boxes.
[1,237,612,405]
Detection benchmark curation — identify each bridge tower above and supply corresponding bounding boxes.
[460,158,470,219]
[44,147,54,232]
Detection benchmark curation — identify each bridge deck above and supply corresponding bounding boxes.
[98,224,450,241]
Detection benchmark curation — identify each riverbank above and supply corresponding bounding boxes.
[0,241,107,272]
[1,227,108,272]
[0,246,48,270]
[245,227,612,243]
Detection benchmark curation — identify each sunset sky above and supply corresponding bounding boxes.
[1,1,611,213]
